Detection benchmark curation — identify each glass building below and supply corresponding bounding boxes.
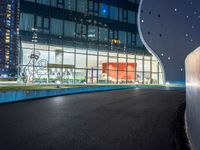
[0,0,19,78]
[18,0,164,84]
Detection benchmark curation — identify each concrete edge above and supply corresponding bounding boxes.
[0,85,183,104]
[0,86,137,104]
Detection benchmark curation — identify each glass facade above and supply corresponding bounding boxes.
[0,0,19,77]
[18,0,164,84]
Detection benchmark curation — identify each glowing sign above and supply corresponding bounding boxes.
[111,39,121,44]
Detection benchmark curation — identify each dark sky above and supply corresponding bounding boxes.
[139,0,200,83]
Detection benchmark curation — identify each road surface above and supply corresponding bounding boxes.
[0,87,186,150]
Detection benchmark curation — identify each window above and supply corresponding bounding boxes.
[109,29,118,40]
[50,18,63,36]
[76,54,86,68]
[57,0,64,8]
[119,31,127,45]
[99,3,108,18]
[77,0,87,13]
[94,2,99,15]
[64,0,75,10]
[99,27,108,42]
[110,6,118,20]
[20,13,34,31]
[76,24,87,39]
[64,20,75,37]
[136,34,143,47]
[119,8,127,22]
[128,32,136,47]
[128,10,136,24]
[44,18,49,29]
[51,0,57,7]
[88,25,98,40]
[88,1,98,16]
[50,0,64,8]
[36,16,42,28]
[37,0,50,5]
[36,16,49,33]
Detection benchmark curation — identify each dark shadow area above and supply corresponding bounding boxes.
[175,102,191,150]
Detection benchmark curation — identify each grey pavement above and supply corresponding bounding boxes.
[0,88,186,150]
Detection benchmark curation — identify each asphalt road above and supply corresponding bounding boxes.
[0,87,186,150]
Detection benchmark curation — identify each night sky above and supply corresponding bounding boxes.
[138,0,200,83]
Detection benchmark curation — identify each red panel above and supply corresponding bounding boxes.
[102,63,137,80]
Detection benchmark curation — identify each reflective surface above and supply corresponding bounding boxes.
[18,0,164,85]
[185,47,200,150]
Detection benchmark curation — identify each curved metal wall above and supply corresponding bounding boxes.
[137,0,166,83]
[137,0,189,83]
[185,47,200,150]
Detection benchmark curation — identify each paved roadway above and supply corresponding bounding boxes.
[0,87,186,150]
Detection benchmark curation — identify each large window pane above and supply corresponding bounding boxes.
[128,10,136,24]
[144,72,151,84]
[88,55,98,69]
[88,69,97,84]
[64,21,75,37]
[99,3,108,18]
[36,16,42,28]
[49,49,63,65]
[63,53,74,65]
[76,24,86,39]
[159,73,164,84]
[136,34,143,47]
[136,59,143,71]
[51,0,57,7]
[63,68,74,83]
[64,0,75,10]
[119,31,127,45]
[88,26,98,41]
[44,18,49,29]
[76,54,86,68]
[20,13,34,31]
[50,18,63,36]
[110,6,118,20]
[152,73,159,84]
[77,0,87,13]
[37,0,50,5]
[152,61,158,72]
[144,60,150,72]
[99,27,108,42]
[75,69,86,83]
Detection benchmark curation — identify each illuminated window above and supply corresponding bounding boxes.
[99,3,108,18]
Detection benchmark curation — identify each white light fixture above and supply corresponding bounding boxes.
[56,80,61,88]
[166,82,170,85]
